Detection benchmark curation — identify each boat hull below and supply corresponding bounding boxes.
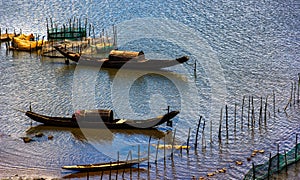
[78,56,188,70]
[54,45,189,69]
[25,110,179,129]
[62,158,147,172]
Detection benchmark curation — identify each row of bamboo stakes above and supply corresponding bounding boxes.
[80,74,300,179]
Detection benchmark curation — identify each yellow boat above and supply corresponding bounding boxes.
[10,34,44,51]
[0,33,16,42]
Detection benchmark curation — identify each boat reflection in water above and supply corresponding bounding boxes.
[26,125,167,142]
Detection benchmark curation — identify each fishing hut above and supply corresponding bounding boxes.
[46,17,87,41]
[42,17,90,61]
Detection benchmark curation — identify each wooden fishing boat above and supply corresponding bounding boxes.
[54,45,189,69]
[24,109,179,129]
[54,45,81,62]
[62,158,147,172]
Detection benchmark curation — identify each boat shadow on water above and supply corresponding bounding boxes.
[26,125,167,142]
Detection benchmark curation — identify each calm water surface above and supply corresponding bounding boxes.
[0,0,299,179]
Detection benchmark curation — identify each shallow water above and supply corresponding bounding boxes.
[0,0,299,179]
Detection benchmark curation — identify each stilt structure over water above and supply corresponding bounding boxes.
[46,17,87,41]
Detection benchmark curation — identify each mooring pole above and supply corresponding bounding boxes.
[264,96,268,125]
[225,104,228,140]
[251,96,255,128]
[252,162,255,180]
[194,61,196,74]
[248,96,250,128]
[116,151,119,180]
[294,80,296,105]
[218,108,222,142]
[109,161,112,180]
[148,136,151,168]
[267,152,271,179]
[163,136,166,165]
[155,140,159,164]
[210,118,213,143]
[290,82,293,107]
[273,90,276,117]
[296,134,298,160]
[187,127,191,153]
[284,150,287,172]
[259,97,263,126]
[195,116,202,149]
[234,103,237,132]
[171,128,177,160]
[166,106,172,127]
[277,143,280,171]
[138,145,140,170]
[298,73,300,103]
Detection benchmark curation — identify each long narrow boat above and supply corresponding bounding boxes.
[24,109,179,129]
[54,45,189,69]
[62,158,147,172]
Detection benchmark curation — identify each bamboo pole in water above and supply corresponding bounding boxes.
[148,136,151,168]
[116,151,119,180]
[273,90,276,117]
[251,96,255,128]
[277,144,280,171]
[195,116,202,149]
[294,80,296,105]
[225,104,228,140]
[298,73,300,103]
[164,136,166,165]
[248,96,250,128]
[202,118,206,148]
[234,103,237,132]
[284,150,287,172]
[109,161,112,180]
[259,97,262,126]
[264,96,268,126]
[218,108,222,142]
[155,140,159,164]
[202,118,206,134]
[295,134,298,161]
[137,145,140,179]
[130,151,132,179]
[210,118,213,143]
[267,152,271,179]
[89,23,91,37]
[123,151,130,178]
[171,128,177,160]
[290,82,293,107]
[252,162,255,180]
[187,127,191,153]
